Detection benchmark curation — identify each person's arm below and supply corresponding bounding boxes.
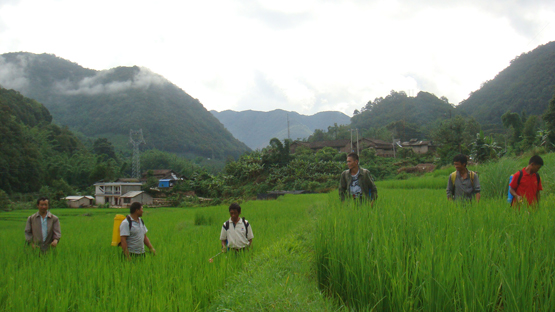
[369,173,378,203]
[120,236,131,260]
[220,226,228,253]
[446,176,453,200]
[24,216,35,249]
[51,217,61,247]
[144,235,155,255]
[509,187,521,203]
[339,172,346,201]
[474,174,481,203]
[246,224,254,248]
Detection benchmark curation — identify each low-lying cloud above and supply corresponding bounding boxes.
[56,67,167,96]
[0,55,30,91]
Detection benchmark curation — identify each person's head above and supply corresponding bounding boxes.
[130,202,143,217]
[36,197,49,215]
[528,155,543,174]
[453,154,468,172]
[347,153,359,171]
[229,203,241,221]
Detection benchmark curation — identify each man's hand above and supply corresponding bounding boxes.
[51,240,58,247]
[150,247,156,256]
[221,247,227,253]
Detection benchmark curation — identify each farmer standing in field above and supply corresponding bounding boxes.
[25,197,61,252]
[446,154,481,202]
[509,155,543,207]
[339,152,378,206]
[120,202,156,260]
[220,203,253,253]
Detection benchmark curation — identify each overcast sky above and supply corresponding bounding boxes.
[1,0,554,116]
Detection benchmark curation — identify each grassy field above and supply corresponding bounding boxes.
[315,190,555,311]
[1,153,553,311]
[0,195,335,311]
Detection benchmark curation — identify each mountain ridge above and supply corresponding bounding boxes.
[0,52,250,158]
[210,109,350,149]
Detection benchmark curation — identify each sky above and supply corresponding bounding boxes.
[0,0,554,116]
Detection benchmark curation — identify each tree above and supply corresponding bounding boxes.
[543,88,555,150]
[433,116,480,164]
[501,111,523,151]
[93,138,117,161]
[521,115,538,150]
[263,138,291,167]
[471,131,501,163]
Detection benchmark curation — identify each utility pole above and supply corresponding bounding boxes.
[392,134,396,159]
[350,129,353,152]
[287,113,290,140]
[129,129,146,179]
[356,128,359,156]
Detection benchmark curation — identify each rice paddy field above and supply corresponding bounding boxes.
[1,154,554,311]
[0,196,334,311]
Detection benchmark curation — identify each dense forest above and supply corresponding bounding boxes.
[0,87,210,202]
[0,52,250,159]
[211,109,350,150]
[457,41,555,126]
[344,90,458,141]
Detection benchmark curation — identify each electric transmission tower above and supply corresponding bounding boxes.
[129,129,145,179]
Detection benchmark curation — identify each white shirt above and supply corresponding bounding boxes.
[220,218,254,249]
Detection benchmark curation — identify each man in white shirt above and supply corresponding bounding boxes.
[220,203,253,252]
[120,202,155,260]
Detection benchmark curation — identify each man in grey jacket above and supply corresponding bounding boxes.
[339,153,378,205]
[25,197,61,252]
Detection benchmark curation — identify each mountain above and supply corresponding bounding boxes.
[350,90,457,140]
[0,52,250,159]
[210,109,351,150]
[0,87,86,193]
[457,41,555,125]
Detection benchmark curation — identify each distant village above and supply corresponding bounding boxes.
[64,137,435,208]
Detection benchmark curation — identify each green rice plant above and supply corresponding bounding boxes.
[194,209,217,226]
[376,176,445,189]
[0,195,327,311]
[315,190,555,311]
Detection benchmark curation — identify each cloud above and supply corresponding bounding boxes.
[0,55,30,91]
[238,0,314,30]
[55,67,168,95]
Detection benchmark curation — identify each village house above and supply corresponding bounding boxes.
[63,196,94,208]
[290,138,395,157]
[401,139,436,154]
[289,139,352,153]
[120,191,153,207]
[94,182,145,206]
[141,169,185,188]
[353,138,395,157]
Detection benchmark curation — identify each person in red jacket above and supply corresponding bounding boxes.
[509,155,543,207]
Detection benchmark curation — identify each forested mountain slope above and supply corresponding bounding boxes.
[211,109,350,150]
[350,90,458,140]
[0,52,250,158]
[457,41,555,125]
[0,88,83,193]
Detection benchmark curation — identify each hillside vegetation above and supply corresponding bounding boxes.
[350,90,458,141]
[457,41,555,125]
[0,52,250,158]
[211,109,350,150]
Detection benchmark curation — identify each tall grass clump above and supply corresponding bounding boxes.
[315,190,555,311]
